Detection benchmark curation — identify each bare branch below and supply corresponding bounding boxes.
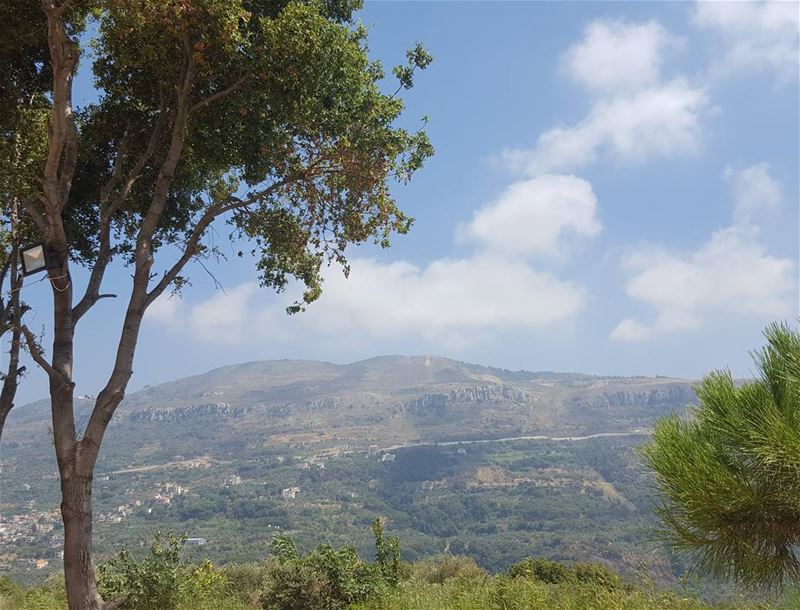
[41,2,80,216]
[98,132,131,205]
[21,196,49,239]
[144,174,302,307]
[80,46,198,463]
[191,76,248,114]
[72,242,119,322]
[197,259,225,293]
[21,325,63,383]
[73,100,168,323]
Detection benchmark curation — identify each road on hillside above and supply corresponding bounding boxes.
[379,430,651,453]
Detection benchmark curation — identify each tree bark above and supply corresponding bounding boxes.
[0,227,22,443]
[60,469,104,610]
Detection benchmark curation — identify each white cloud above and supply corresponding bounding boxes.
[561,19,675,93]
[313,256,586,341]
[145,293,181,323]
[151,255,588,349]
[502,80,709,175]
[725,162,782,224]
[612,164,795,342]
[460,175,601,257]
[692,0,799,82]
[148,173,602,349]
[187,283,265,344]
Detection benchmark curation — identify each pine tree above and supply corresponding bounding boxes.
[642,322,800,591]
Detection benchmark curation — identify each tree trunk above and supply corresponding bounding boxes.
[0,406,9,445]
[0,197,23,443]
[0,318,22,444]
[61,471,104,610]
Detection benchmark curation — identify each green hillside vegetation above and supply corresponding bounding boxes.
[1,527,789,610]
[1,436,691,589]
[2,358,699,588]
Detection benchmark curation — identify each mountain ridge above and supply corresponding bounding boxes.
[5,355,695,460]
[9,354,691,420]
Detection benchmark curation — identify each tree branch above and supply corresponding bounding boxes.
[21,196,50,239]
[108,97,169,214]
[98,132,131,205]
[0,218,24,443]
[21,325,63,383]
[191,76,248,114]
[73,100,168,323]
[102,596,128,610]
[79,45,197,464]
[41,0,79,217]
[144,174,303,307]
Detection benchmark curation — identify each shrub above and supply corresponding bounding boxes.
[97,533,233,610]
[259,536,385,610]
[508,557,621,591]
[0,576,23,609]
[97,533,187,610]
[508,557,571,584]
[220,562,269,605]
[412,555,488,585]
[572,561,622,590]
[1,574,67,610]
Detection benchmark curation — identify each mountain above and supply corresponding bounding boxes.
[3,356,694,464]
[1,357,700,588]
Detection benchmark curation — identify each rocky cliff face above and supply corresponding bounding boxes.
[406,384,529,413]
[128,403,244,423]
[569,384,694,410]
[7,357,698,451]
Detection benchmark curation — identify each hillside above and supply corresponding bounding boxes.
[4,356,694,461]
[1,357,701,589]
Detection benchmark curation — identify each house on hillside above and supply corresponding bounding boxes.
[281,486,300,500]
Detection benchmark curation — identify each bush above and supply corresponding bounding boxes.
[97,533,234,610]
[0,574,67,610]
[572,561,622,590]
[259,536,385,610]
[412,555,488,585]
[220,562,268,605]
[0,576,23,609]
[508,557,620,590]
[508,558,571,584]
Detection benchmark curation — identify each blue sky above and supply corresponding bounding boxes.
[11,1,800,405]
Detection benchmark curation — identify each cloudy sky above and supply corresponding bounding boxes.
[12,1,800,404]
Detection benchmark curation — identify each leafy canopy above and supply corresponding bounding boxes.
[63,0,432,308]
[642,322,800,592]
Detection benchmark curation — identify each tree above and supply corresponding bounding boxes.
[642,322,800,592]
[0,0,57,440]
[17,1,432,608]
[0,203,26,441]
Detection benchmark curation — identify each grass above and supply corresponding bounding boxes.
[2,570,790,610]
[353,577,778,610]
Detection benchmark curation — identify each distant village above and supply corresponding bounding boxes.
[0,443,399,576]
